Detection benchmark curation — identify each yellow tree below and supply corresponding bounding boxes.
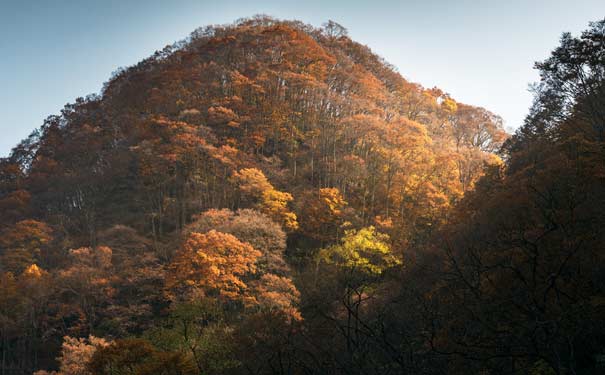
[319,226,399,278]
[318,226,400,359]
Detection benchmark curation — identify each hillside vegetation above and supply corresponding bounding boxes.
[1,15,603,375]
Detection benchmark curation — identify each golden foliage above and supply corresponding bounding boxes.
[319,226,400,276]
[234,168,298,231]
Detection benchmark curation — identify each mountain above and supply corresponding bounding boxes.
[0,15,526,374]
[1,16,506,248]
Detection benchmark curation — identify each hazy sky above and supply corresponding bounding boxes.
[1,0,604,156]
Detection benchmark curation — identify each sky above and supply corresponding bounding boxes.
[1,0,604,157]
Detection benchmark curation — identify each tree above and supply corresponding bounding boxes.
[144,302,238,374]
[167,230,261,304]
[186,209,289,275]
[87,339,196,375]
[322,20,348,39]
[55,336,109,375]
[315,226,400,367]
[233,168,298,231]
[253,274,302,322]
[0,220,53,274]
[319,226,399,278]
[300,187,348,243]
[534,19,605,139]
[0,158,31,223]
[56,246,115,335]
[96,225,165,336]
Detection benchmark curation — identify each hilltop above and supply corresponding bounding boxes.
[2,16,505,247]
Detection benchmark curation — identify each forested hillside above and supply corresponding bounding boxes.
[1,15,603,375]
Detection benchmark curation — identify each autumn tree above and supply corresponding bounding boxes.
[299,187,348,244]
[167,230,261,304]
[186,208,289,275]
[35,336,110,375]
[0,219,53,274]
[233,168,298,231]
[314,227,400,368]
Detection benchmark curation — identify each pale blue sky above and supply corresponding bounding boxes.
[1,0,604,156]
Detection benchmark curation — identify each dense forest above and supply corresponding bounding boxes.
[0,15,604,374]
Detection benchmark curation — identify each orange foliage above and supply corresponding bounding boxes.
[168,230,261,303]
